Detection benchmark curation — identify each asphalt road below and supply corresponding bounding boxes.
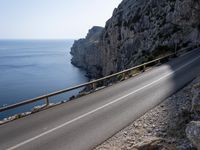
[1,49,200,150]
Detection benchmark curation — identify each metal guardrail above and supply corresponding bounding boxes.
[0,47,194,113]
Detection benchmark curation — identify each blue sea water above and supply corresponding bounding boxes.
[0,40,88,119]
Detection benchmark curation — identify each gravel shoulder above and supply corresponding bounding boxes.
[95,75,200,150]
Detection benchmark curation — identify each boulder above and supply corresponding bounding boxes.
[186,121,200,150]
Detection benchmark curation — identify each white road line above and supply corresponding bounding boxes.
[6,54,200,150]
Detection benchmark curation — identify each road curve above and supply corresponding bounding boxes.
[1,49,200,150]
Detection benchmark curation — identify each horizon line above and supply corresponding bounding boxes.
[0,38,77,40]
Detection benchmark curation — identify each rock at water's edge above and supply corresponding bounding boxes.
[71,26,103,78]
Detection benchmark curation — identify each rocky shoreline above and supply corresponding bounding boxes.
[94,75,200,150]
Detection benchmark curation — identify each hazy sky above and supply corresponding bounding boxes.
[0,0,122,39]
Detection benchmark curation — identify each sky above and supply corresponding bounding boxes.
[0,0,122,39]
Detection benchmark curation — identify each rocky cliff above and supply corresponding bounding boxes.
[70,26,103,78]
[71,0,200,78]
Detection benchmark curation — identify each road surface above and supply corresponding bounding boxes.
[0,49,200,150]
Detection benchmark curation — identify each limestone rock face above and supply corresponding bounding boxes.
[70,26,104,78]
[186,121,200,150]
[71,0,200,78]
[99,0,200,76]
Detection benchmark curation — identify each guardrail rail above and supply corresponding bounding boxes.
[0,47,195,113]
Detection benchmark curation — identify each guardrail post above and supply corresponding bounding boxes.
[128,70,131,78]
[174,48,178,57]
[157,59,161,64]
[92,82,97,90]
[45,97,49,106]
[143,65,146,72]
[174,52,178,57]
[122,73,125,80]
[175,43,177,55]
[129,70,133,77]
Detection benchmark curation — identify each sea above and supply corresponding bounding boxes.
[0,40,88,119]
